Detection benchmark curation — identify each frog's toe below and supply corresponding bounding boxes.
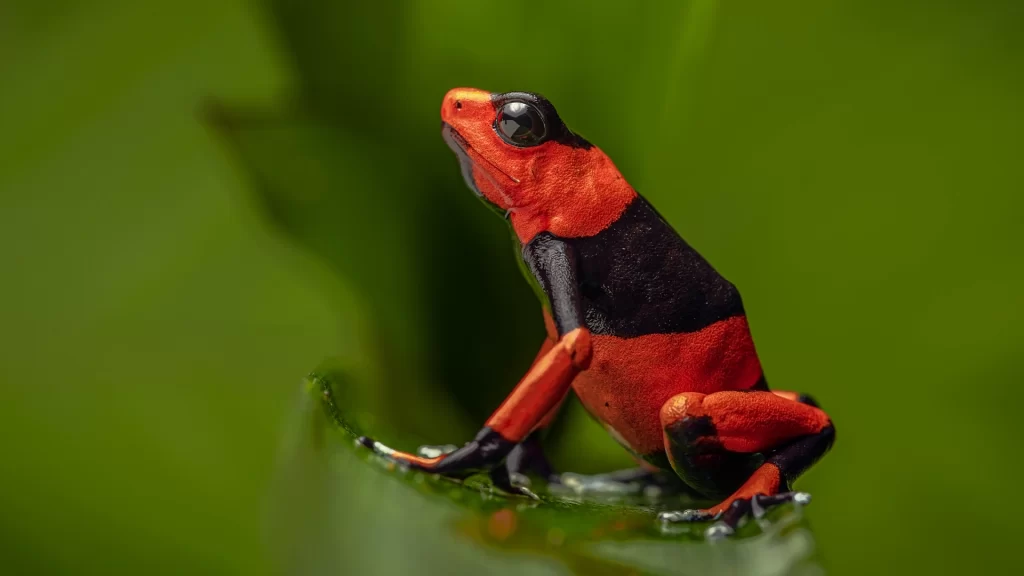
[416,443,459,458]
[749,491,812,518]
[705,521,734,540]
[700,491,813,539]
[552,468,680,497]
[355,436,426,469]
[556,471,645,496]
[488,466,541,500]
[658,509,714,523]
[356,436,397,460]
[355,435,378,450]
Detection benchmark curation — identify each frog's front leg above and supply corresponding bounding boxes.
[657,390,835,539]
[357,328,591,482]
[361,234,588,490]
[414,338,567,486]
[497,337,569,483]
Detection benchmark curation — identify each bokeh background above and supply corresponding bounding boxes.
[2,1,1022,574]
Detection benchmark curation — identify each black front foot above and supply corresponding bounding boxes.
[503,431,558,484]
[415,443,539,499]
[658,491,812,540]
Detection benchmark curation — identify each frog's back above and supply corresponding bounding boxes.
[535,195,765,459]
[569,196,744,336]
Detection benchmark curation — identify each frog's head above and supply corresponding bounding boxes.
[441,88,634,241]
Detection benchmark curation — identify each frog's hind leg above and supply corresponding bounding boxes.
[657,391,835,538]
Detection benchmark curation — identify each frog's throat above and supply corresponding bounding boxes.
[442,123,519,209]
[442,123,519,186]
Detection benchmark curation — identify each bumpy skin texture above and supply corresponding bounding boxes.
[359,88,835,534]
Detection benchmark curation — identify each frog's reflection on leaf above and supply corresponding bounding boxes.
[462,503,818,576]
[281,367,822,576]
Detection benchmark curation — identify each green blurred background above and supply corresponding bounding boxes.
[2,0,1022,574]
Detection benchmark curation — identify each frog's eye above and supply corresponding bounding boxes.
[495,101,546,147]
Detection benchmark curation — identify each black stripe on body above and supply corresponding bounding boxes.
[523,196,745,338]
[522,235,584,335]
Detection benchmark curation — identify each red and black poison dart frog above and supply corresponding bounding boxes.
[358,88,835,538]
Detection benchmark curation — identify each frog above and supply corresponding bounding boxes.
[357,88,835,538]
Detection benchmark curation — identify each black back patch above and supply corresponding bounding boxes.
[525,196,745,338]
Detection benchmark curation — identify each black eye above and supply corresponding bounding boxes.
[496,101,546,146]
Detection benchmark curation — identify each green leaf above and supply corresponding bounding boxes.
[268,363,823,576]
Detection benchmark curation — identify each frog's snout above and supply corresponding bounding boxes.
[441,87,492,124]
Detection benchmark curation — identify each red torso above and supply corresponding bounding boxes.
[547,314,763,456]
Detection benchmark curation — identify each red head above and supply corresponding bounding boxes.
[441,88,636,243]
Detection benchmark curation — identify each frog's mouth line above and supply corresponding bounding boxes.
[441,122,520,187]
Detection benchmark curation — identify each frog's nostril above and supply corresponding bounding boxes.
[455,100,462,110]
